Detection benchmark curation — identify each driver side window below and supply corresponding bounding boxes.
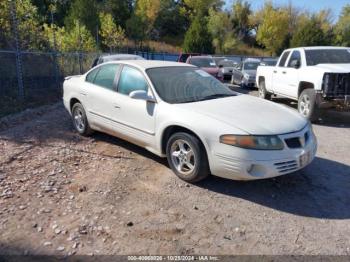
[287,51,301,68]
[118,66,148,95]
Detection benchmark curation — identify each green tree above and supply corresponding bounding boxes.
[207,8,233,53]
[0,0,45,50]
[64,21,96,52]
[256,4,289,55]
[99,12,125,52]
[231,0,251,39]
[31,0,71,26]
[181,0,223,17]
[65,0,99,38]
[126,14,147,48]
[101,0,133,28]
[291,16,329,47]
[335,4,350,46]
[183,14,214,53]
[43,23,66,51]
[43,20,96,52]
[154,0,187,38]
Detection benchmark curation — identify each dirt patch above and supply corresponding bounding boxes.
[0,102,349,256]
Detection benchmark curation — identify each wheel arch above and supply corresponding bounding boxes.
[298,81,314,97]
[70,98,81,112]
[160,125,208,156]
[258,76,265,87]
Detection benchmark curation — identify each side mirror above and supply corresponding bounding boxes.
[129,90,156,103]
[290,60,300,69]
[218,64,223,68]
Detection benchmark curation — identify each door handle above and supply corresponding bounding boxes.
[282,71,287,74]
[80,92,87,96]
[273,70,277,73]
[114,105,120,109]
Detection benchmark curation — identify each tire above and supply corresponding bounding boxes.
[258,80,271,100]
[298,89,319,122]
[230,75,235,85]
[166,132,210,183]
[71,103,93,136]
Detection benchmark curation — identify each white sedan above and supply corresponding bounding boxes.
[63,60,317,182]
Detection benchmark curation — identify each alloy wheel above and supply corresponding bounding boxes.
[299,94,311,117]
[73,107,85,132]
[170,139,196,176]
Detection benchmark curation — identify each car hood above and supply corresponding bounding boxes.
[312,63,350,73]
[242,69,257,76]
[175,95,306,135]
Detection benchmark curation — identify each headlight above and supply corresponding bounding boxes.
[244,73,250,79]
[220,135,284,150]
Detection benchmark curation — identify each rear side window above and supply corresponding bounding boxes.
[86,68,99,83]
[278,51,290,67]
[118,66,148,95]
[93,64,119,90]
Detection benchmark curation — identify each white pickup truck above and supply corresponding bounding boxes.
[256,46,350,121]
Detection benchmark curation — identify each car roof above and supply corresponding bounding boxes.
[243,58,261,63]
[189,56,213,59]
[101,54,144,61]
[285,46,350,52]
[101,60,196,70]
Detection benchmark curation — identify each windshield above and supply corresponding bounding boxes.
[189,58,217,68]
[146,67,236,104]
[261,60,277,66]
[305,49,350,65]
[243,62,259,70]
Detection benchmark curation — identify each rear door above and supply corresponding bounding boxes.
[84,63,122,128]
[272,51,290,95]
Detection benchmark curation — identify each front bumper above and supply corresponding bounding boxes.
[241,77,256,88]
[208,125,317,180]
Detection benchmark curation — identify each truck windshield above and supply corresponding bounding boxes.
[305,49,350,65]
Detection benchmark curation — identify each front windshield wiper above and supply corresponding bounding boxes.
[196,93,235,102]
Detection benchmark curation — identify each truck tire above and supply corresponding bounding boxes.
[298,89,319,122]
[258,80,271,100]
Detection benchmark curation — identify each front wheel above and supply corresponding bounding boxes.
[298,89,319,122]
[166,132,209,183]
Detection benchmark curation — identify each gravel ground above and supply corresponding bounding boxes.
[0,88,349,256]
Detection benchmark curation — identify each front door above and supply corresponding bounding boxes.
[114,65,157,146]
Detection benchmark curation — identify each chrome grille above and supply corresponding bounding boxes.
[274,160,298,174]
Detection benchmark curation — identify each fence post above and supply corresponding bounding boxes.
[51,10,60,89]
[10,0,24,100]
[78,52,83,74]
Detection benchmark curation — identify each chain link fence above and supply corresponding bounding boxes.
[0,1,275,117]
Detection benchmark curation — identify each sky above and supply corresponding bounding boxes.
[224,0,348,22]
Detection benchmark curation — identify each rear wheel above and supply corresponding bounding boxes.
[166,132,209,183]
[258,80,271,100]
[298,89,319,122]
[71,103,93,136]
